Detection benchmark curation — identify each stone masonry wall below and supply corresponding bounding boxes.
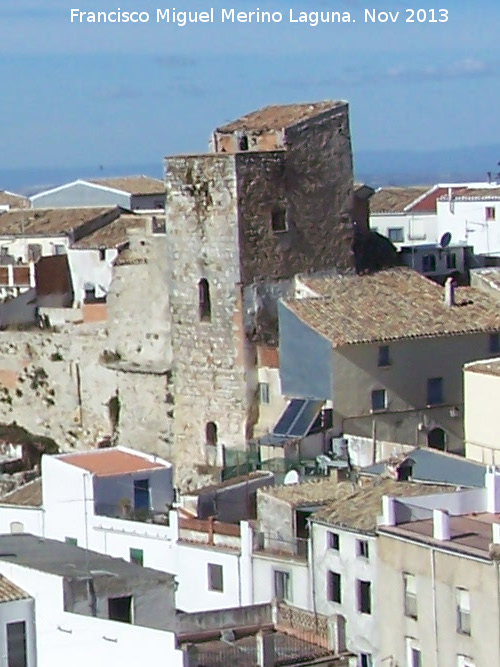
[165,155,252,475]
[237,104,355,284]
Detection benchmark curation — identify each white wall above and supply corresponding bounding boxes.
[0,597,36,667]
[370,213,438,247]
[437,199,500,255]
[66,248,118,306]
[252,553,311,610]
[0,505,44,537]
[0,236,69,263]
[0,561,183,667]
[311,522,378,661]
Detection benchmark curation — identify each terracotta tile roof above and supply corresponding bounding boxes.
[464,358,500,376]
[0,207,118,236]
[0,191,29,209]
[0,478,42,507]
[312,478,455,533]
[216,101,344,132]
[258,477,344,508]
[71,214,142,249]
[441,187,500,200]
[0,576,31,602]
[370,186,430,213]
[88,176,165,196]
[410,186,467,212]
[59,448,167,476]
[285,268,500,346]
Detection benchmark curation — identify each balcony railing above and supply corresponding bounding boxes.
[254,532,309,559]
[94,503,169,525]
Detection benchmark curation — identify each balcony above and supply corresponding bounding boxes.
[254,532,309,560]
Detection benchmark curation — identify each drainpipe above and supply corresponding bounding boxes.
[430,548,439,667]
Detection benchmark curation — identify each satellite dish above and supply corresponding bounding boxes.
[439,232,452,248]
[284,470,300,485]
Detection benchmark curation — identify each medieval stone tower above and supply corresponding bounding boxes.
[164,101,355,480]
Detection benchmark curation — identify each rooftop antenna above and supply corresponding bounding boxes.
[439,232,452,249]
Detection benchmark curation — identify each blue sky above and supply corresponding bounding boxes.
[1,0,499,170]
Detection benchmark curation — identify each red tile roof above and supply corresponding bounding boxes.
[59,449,167,476]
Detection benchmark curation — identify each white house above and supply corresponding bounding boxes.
[0,533,183,667]
[436,185,500,256]
[31,176,165,211]
[0,575,36,667]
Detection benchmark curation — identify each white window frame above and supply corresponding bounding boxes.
[403,572,417,619]
[405,637,422,667]
[456,587,471,635]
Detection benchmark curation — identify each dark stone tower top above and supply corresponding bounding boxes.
[210,100,348,154]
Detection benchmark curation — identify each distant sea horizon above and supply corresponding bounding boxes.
[3,143,500,195]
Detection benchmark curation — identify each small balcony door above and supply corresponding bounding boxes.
[133,478,150,511]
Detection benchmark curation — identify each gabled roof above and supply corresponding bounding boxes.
[0,575,31,602]
[0,206,120,237]
[311,478,455,533]
[58,447,169,477]
[370,186,430,214]
[0,191,30,209]
[284,268,500,347]
[0,478,42,507]
[88,175,165,196]
[216,101,345,133]
[361,447,486,488]
[71,214,142,249]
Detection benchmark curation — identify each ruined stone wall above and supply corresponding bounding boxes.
[0,326,117,450]
[165,155,252,475]
[236,104,354,284]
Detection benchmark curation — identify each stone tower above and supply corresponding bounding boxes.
[165,101,355,480]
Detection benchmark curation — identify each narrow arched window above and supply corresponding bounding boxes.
[206,421,218,447]
[198,278,211,322]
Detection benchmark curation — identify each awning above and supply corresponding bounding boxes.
[273,399,325,438]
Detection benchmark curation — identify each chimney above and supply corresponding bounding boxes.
[486,465,500,513]
[444,277,455,307]
[433,509,450,541]
[256,631,275,667]
[382,496,396,526]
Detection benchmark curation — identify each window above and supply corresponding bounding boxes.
[208,563,224,592]
[456,587,471,635]
[274,570,291,602]
[198,278,211,322]
[327,571,341,603]
[446,252,457,269]
[422,254,437,272]
[108,596,132,623]
[53,244,66,255]
[7,621,27,667]
[151,216,166,234]
[65,537,77,546]
[404,573,417,619]
[259,382,270,404]
[9,522,24,534]
[327,531,339,551]
[427,377,443,406]
[485,206,496,221]
[271,206,288,232]
[410,648,422,667]
[239,135,249,151]
[378,345,390,367]
[359,654,373,667]
[357,580,371,614]
[130,548,144,566]
[27,244,42,262]
[357,539,369,559]
[371,389,386,412]
[98,247,106,261]
[206,421,218,447]
[457,656,475,667]
[490,333,500,353]
[388,227,404,243]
